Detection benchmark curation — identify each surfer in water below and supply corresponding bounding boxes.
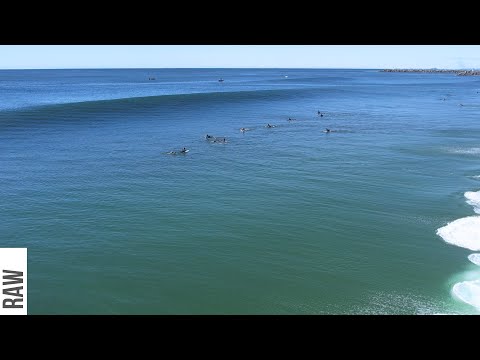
[325,128,331,133]
[266,123,274,128]
[180,147,188,153]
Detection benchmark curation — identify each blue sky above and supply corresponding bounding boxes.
[0,45,479,69]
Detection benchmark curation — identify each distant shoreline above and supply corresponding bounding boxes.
[381,69,480,76]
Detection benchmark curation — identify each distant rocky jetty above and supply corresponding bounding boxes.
[381,69,480,76]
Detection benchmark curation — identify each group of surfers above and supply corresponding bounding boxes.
[169,110,332,155]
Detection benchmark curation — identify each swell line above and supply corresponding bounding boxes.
[0,87,334,118]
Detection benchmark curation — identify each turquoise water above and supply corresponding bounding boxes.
[1,68,480,314]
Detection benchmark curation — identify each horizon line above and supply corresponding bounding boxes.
[0,66,477,71]
[0,66,380,70]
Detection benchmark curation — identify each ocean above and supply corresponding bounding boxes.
[1,68,479,314]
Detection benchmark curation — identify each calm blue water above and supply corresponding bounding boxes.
[1,68,480,314]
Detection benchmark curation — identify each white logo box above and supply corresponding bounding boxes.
[0,248,27,315]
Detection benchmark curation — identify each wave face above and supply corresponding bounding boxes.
[0,87,333,115]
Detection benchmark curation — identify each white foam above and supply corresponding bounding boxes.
[436,216,480,251]
[354,291,455,315]
[442,189,480,312]
[452,280,480,310]
[449,147,480,155]
[468,254,480,266]
[465,191,480,214]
